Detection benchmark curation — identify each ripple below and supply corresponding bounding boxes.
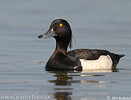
[54,88,73,90]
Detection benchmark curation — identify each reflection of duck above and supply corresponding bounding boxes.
[48,69,118,100]
[48,70,118,100]
[49,71,72,86]
[54,92,72,100]
[38,19,124,71]
[81,68,119,73]
[49,71,73,100]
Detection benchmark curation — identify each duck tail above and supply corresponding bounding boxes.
[112,53,125,68]
[119,54,125,58]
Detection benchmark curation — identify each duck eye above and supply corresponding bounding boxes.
[59,23,63,27]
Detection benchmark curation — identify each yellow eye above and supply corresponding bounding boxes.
[59,23,63,27]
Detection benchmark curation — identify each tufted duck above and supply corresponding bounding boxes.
[38,19,124,71]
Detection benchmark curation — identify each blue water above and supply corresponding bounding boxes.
[0,0,131,100]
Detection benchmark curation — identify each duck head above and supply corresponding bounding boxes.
[38,19,72,49]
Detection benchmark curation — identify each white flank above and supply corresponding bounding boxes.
[79,55,112,70]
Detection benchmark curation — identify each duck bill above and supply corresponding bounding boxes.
[38,29,57,39]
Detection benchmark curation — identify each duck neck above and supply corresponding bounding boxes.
[54,38,70,55]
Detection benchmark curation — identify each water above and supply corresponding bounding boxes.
[0,0,131,100]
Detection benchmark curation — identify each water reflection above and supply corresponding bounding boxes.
[49,72,73,86]
[82,68,118,73]
[54,92,72,100]
[48,71,72,100]
[48,69,117,100]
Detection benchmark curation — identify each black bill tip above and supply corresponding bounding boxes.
[38,35,43,38]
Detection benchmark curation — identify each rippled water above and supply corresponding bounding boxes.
[0,0,131,100]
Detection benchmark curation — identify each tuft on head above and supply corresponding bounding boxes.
[69,38,72,49]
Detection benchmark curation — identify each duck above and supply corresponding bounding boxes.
[38,19,124,71]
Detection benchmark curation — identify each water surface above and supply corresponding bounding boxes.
[0,0,131,100]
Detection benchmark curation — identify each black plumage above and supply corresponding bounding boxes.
[38,19,124,71]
